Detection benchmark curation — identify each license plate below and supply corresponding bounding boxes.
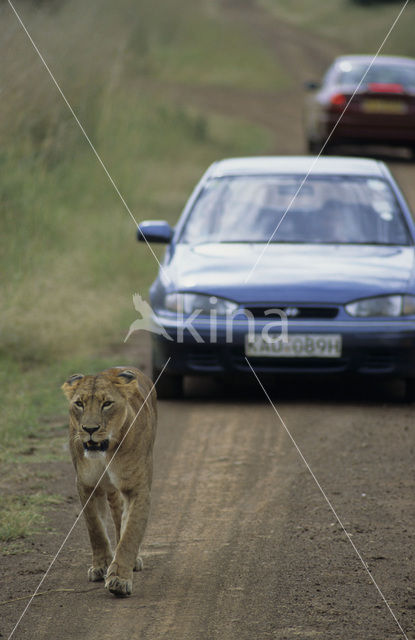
[245,334,342,358]
[361,99,407,114]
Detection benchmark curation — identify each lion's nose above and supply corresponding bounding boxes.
[82,425,100,435]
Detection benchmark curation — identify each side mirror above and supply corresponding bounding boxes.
[304,80,320,91]
[137,220,173,244]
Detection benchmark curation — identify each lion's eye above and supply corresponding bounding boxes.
[74,400,84,409]
[102,401,113,409]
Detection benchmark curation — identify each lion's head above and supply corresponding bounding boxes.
[62,367,142,457]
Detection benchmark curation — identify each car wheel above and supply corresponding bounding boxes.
[152,367,183,399]
[404,377,415,402]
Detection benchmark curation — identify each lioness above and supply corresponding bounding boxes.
[62,366,157,596]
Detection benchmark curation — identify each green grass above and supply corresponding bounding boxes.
[134,5,288,89]
[0,493,63,553]
[259,0,415,57]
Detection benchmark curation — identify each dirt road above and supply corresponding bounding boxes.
[2,3,415,640]
[2,376,415,639]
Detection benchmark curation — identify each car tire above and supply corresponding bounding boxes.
[404,377,415,402]
[152,367,183,399]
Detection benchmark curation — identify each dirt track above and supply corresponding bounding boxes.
[2,3,415,640]
[2,375,415,639]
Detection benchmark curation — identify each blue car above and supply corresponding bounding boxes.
[137,156,415,398]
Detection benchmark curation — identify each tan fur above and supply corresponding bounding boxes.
[62,366,157,596]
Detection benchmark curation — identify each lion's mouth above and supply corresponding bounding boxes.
[83,439,109,452]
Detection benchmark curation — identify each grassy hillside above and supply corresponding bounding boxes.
[259,0,415,57]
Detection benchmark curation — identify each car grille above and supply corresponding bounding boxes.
[243,306,339,320]
[187,352,222,371]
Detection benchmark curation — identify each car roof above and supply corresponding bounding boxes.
[334,54,415,67]
[209,156,386,178]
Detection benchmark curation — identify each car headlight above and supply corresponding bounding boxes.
[164,292,238,315]
[345,295,415,317]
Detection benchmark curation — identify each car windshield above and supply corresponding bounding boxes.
[335,61,415,88]
[180,175,411,245]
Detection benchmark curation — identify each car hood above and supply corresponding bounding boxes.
[166,243,415,304]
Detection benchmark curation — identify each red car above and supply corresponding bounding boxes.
[304,55,415,155]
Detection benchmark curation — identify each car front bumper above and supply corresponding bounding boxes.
[151,316,415,378]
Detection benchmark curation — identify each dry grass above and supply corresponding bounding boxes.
[0,493,62,547]
[259,0,415,56]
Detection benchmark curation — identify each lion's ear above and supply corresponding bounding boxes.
[61,373,84,400]
[116,370,136,382]
[113,369,140,397]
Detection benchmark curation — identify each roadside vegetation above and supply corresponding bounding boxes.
[259,0,415,57]
[0,493,63,554]
[1,0,413,552]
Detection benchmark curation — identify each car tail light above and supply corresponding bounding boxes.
[330,93,347,109]
[368,82,404,94]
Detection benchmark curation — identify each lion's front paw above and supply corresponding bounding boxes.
[88,565,108,582]
[105,574,132,597]
[134,556,143,572]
